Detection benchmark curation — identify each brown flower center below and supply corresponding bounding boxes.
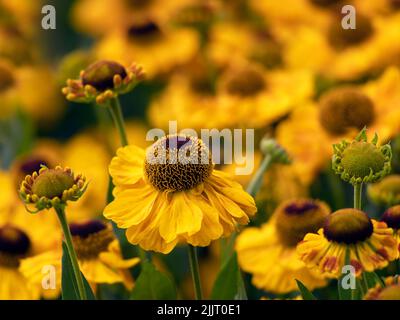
[0,63,14,92]
[0,225,31,268]
[319,87,375,135]
[82,60,127,91]
[275,199,331,247]
[382,205,400,230]
[144,135,213,192]
[328,14,373,48]
[324,209,373,244]
[225,68,266,97]
[70,220,114,260]
[127,21,162,39]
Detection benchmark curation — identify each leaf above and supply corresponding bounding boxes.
[61,242,96,300]
[211,252,245,300]
[130,261,176,300]
[296,280,317,300]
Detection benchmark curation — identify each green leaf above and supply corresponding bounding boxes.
[211,252,244,300]
[61,242,96,300]
[130,261,176,300]
[296,280,317,300]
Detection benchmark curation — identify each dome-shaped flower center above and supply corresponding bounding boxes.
[32,168,75,199]
[341,142,385,179]
[328,14,373,48]
[70,220,114,260]
[127,21,161,39]
[324,209,373,244]
[381,205,400,230]
[0,225,31,268]
[225,68,266,97]
[144,135,213,192]
[82,60,127,91]
[0,64,14,92]
[319,88,375,135]
[275,199,331,247]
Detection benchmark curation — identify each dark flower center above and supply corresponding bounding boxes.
[70,220,114,260]
[382,205,400,230]
[144,135,213,192]
[0,64,14,92]
[82,60,127,91]
[19,157,49,176]
[275,199,330,247]
[319,87,375,135]
[70,220,107,238]
[225,68,266,97]
[0,225,30,256]
[324,209,373,244]
[328,14,373,48]
[127,21,161,39]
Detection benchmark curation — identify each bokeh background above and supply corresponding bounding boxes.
[1,0,400,299]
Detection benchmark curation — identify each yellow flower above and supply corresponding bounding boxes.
[276,103,331,186]
[368,175,400,206]
[94,19,199,78]
[0,199,61,299]
[297,208,398,278]
[148,74,227,131]
[20,220,140,294]
[104,134,256,254]
[280,10,400,80]
[217,61,314,129]
[364,276,400,300]
[381,205,400,258]
[71,0,190,37]
[236,198,330,294]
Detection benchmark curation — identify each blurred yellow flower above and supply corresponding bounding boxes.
[104,135,256,254]
[236,198,330,294]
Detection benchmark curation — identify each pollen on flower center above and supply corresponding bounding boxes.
[31,168,75,199]
[324,209,373,244]
[381,205,400,230]
[328,14,373,48]
[144,135,213,192]
[225,68,266,97]
[319,87,375,135]
[275,199,331,247]
[82,60,127,91]
[0,225,31,268]
[341,142,385,179]
[70,220,114,260]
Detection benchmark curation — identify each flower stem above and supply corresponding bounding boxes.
[108,97,128,147]
[188,245,203,300]
[55,205,87,300]
[354,183,363,210]
[246,154,272,197]
[106,97,149,263]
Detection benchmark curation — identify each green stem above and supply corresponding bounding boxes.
[188,245,203,300]
[108,97,128,147]
[246,154,272,197]
[354,183,363,210]
[55,205,87,300]
[106,97,149,263]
